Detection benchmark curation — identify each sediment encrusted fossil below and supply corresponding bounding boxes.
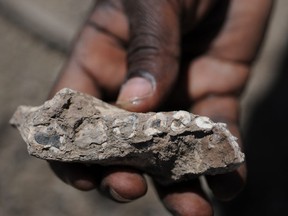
[10,88,245,185]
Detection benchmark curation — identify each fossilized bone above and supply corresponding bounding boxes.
[10,88,244,185]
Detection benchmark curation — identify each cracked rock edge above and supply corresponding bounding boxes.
[10,88,245,185]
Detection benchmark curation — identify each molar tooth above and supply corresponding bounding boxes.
[194,116,214,130]
[171,111,192,132]
[144,113,167,136]
[112,114,138,138]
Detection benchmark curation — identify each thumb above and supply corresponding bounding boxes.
[117,0,181,112]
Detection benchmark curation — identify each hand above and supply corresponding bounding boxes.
[49,0,273,215]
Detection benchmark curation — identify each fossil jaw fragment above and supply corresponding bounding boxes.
[10,88,245,185]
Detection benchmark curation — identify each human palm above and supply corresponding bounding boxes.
[49,1,272,215]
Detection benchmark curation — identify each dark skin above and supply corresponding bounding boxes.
[49,0,273,215]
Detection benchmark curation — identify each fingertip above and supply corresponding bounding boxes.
[116,75,156,112]
[155,181,213,216]
[206,164,247,201]
[100,168,147,203]
[49,162,99,191]
[69,178,98,191]
[163,193,213,216]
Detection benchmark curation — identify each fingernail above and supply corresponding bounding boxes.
[109,187,132,203]
[117,76,155,107]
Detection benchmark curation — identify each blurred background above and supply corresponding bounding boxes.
[0,0,287,215]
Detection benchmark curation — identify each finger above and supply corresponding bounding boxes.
[49,162,101,191]
[187,0,273,100]
[186,0,272,200]
[102,0,181,200]
[207,0,273,62]
[116,0,181,112]
[205,164,246,201]
[191,96,246,200]
[49,1,129,99]
[100,167,147,203]
[188,56,249,101]
[155,180,213,216]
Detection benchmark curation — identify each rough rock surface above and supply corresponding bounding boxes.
[10,88,245,185]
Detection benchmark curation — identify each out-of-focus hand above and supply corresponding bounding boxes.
[49,0,273,215]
